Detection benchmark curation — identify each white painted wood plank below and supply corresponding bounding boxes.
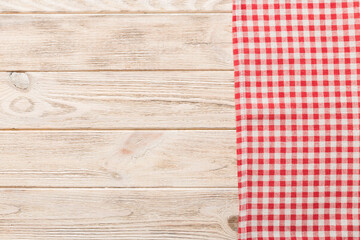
[0,188,238,239]
[0,0,231,13]
[0,130,236,187]
[0,71,235,129]
[0,14,232,71]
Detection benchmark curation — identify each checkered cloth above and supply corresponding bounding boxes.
[233,1,360,239]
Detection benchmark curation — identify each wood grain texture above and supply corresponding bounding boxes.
[0,14,232,71]
[0,188,238,239]
[0,130,236,187]
[0,2,237,238]
[0,71,235,129]
[0,0,231,13]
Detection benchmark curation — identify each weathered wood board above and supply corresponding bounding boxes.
[0,130,236,187]
[0,71,235,129]
[0,14,232,71]
[0,188,238,239]
[0,0,232,13]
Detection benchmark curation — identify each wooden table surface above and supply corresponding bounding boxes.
[0,1,237,239]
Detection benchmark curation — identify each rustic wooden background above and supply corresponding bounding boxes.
[0,1,237,239]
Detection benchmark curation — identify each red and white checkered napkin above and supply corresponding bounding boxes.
[233,1,360,239]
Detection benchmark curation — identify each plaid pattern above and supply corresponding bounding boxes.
[233,1,360,239]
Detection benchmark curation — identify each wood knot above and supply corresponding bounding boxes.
[0,203,20,216]
[227,215,238,232]
[10,96,34,113]
[9,72,30,90]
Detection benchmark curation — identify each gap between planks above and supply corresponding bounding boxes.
[0,128,236,131]
[0,11,231,14]
[0,187,238,189]
[1,69,234,72]
[0,12,230,15]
